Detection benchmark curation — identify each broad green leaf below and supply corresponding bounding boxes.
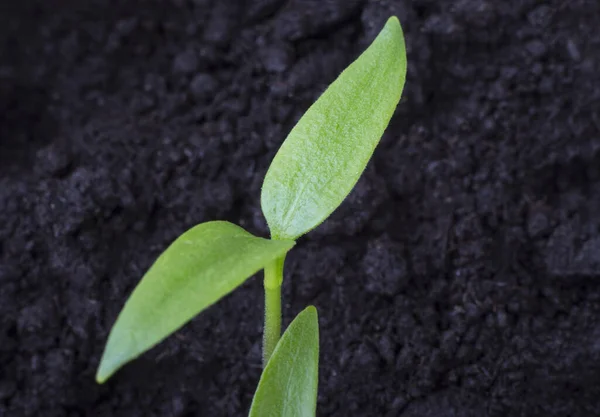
[96,221,294,383]
[261,16,407,240]
[249,306,319,417]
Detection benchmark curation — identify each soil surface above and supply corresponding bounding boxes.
[2,0,600,416]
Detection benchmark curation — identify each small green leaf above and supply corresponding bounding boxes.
[249,306,319,417]
[261,16,407,240]
[96,221,294,383]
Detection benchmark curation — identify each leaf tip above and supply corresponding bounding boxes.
[304,305,317,314]
[95,360,112,384]
[95,335,128,384]
[386,15,400,27]
[383,15,404,43]
[304,305,318,317]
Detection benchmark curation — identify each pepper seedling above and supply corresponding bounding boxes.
[96,16,407,416]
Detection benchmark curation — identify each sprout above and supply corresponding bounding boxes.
[96,16,407,416]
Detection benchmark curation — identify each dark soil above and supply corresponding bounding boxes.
[2,0,600,416]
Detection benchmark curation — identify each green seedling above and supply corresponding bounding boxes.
[97,16,407,416]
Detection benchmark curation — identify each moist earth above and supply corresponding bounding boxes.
[1,0,600,416]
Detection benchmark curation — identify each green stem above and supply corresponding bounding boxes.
[263,255,286,367]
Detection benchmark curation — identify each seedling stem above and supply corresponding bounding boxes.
[263,255,285,365]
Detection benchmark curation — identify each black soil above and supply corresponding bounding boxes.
[2,0,600,416]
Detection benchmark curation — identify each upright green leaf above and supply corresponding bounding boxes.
[249,306,319,417]
[261,16,407,240]
[96,221,295,383]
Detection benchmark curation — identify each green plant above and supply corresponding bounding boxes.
[96,16,407,416]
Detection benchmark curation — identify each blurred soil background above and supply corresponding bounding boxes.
[1,0,600,416]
